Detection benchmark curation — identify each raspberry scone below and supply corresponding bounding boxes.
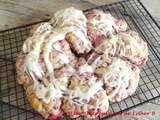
[63,75,109,118]
[95,58,140,102]
[86,9,127,46]
[92,31,148,67]
[16,22,76,119]
[25,82,63,119]
[117,31,148,67]
[51,7,92,54]
[62,58,109,118]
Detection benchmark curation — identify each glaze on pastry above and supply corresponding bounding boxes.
[16,7,148,119]
[86,9,127,46]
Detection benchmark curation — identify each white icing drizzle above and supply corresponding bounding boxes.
[128,32,144,52]
[87,81,103,99]
[104,58,132,98]
[24,23,53,80]
[43,32,65,74]
[119,32,145,55]
[51,7,86,27]
[52,7,92,51]
[79,63,94,74]
[34,81,63,103]
[79,56,102,75]
[25,32,50,79]
[104,58,130,87]
[72,80,103,104]
[73,30,92,50]
[91,12,117,35]
[59,54,70,64]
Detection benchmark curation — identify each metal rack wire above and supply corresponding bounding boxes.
[0,0,160,119]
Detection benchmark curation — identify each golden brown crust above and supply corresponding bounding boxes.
[66,32,86,54]
[26,85,63,118]
[16,54,32,85]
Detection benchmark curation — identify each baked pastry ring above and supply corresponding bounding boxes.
[16,7,148,119]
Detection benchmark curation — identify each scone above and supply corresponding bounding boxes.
[25,83,63,119]
[23,22,75,79]
[16,22,76,118]
[117,31,148,66]
[51,7,92,54]
[63,75,109,118]
[93,31,148,67]
[86,9,127,46]
[95,58,140,102]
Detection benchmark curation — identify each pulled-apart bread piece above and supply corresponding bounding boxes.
[95,58,140,102]
[20,23,75,81]
[51,7,92,54]
[63,57,109,118]
[93,31,148,67]
[25,83,63,119]
[86,9,127,45]
[117,31,148,67]
[63,75,109,118]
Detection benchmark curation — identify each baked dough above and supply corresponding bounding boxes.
[95,57,140,102]
[117,31,148,66]
[51,7,92,54]
[16,7,148,119]
[86,9,127,46]
[63,75,109,118]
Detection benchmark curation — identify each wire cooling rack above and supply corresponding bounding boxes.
[0,0,160,119]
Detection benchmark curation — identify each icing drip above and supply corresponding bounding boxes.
[25,31,51,80]
[43,32,66,74]
[33,81,63,104]
[90,12,117,35]
[71,80,103,104]
[51,7,86,28]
